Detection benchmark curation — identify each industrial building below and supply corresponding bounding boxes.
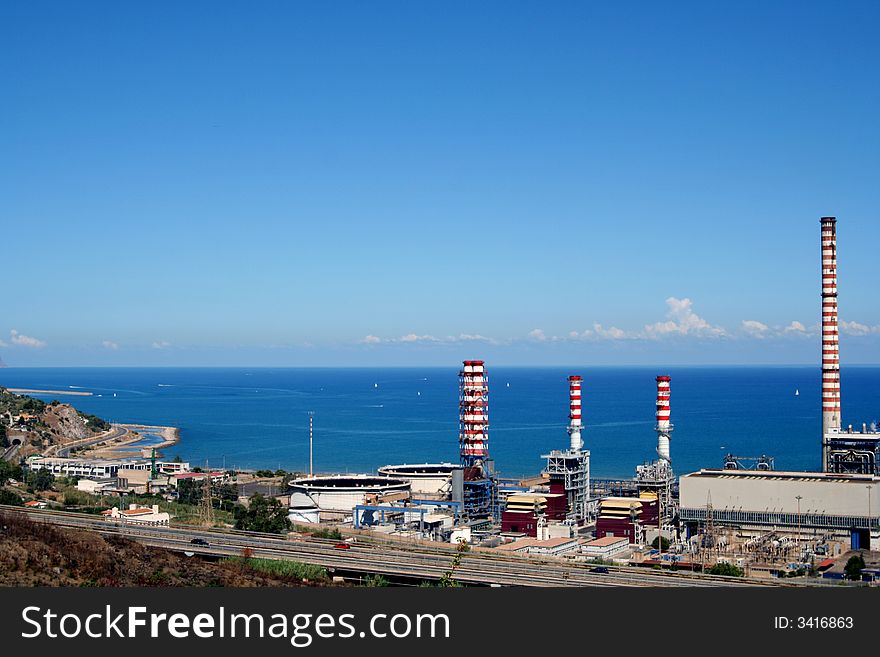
[818,216,880,473]
[680,469,880,550]
[595,496,660,543]
[676,218,880,560]
[25,456,190,479]
[500,492,566,536]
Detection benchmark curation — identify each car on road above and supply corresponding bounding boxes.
[190,538,209,546]
[333,542,351,549]
[589,566,609,574]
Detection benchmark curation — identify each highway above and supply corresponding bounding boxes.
[0,505,831,587]
[53,425,128,457]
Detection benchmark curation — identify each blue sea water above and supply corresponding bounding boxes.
[2,367,879,479]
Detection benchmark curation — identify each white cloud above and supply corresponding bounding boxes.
[360,333,499,346]
[151,340,172,349]
[0,339,6,347]
[784,321,807,334]
[839,320,880,336]
[10,330,47,348]
[592,323,628,340]
[566,324,630,341]
[102,340,119,350]
[644,297,726,339]
[741,319,770,339]
[528,328,547,342]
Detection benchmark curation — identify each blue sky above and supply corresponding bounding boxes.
[2,1,879,367]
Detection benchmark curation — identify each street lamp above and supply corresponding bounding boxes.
[795,495,803,557]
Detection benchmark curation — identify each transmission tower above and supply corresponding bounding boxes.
[200,470,214,527]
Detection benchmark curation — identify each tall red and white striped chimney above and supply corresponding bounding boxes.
[567,375,583,451]
[459,360,489,466]
[655,375,672,462]
[820,217,842,438]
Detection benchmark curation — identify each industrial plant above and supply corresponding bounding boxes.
[278,216,879,579]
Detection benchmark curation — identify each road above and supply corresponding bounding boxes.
[0,505,832,588]
[52,425,128,458]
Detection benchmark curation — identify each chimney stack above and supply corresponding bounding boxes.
[655,375,672,462]
[567,375,583,451]
[820,217,842,438]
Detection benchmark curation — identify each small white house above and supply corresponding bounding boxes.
[101,504,170,525]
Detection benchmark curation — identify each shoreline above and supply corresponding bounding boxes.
[80,423,180,459]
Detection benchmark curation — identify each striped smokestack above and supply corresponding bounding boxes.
[655,375,672,462]
[820,217,842,437]
[459,360,489,466]
[567,375,583,451]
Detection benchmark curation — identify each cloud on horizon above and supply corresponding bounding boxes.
[10,330,46,348]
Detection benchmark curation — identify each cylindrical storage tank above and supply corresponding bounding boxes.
[377,463,456,497]
[288,475,411,516]
[288,491,320,524]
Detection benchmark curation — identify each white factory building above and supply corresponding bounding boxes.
[679,469,880,550]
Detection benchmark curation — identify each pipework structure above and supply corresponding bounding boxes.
[635,375,675,521]
[458,360,498,519]
[819,217,880,474]
[542,375,591,524]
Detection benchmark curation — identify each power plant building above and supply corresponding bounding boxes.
[818,216,880,473]
[679,469,880,550]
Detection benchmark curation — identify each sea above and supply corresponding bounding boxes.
[2,367,879,479]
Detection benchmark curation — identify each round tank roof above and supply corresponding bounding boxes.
[378,463,457,477]
[289,474,410,492]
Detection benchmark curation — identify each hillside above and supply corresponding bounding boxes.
[0,511,329,587]
[0,387,110,457]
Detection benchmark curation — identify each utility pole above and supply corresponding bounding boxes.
[795,495,803,558]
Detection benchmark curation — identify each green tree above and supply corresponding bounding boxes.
[177,478,204,505]
[0,489,23,506]
[363,574,389,587]
[0,460,24,486]
[233,494,292,534]
[844,554,866,581]
[25,469,54,492]
[438,540,470,587]
[707,562,744,577]
[651,536,670,551]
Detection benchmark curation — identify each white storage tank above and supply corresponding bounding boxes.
[377,463,456,497]
[288,474,411,518]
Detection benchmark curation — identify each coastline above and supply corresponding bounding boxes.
[80,423,180,459]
